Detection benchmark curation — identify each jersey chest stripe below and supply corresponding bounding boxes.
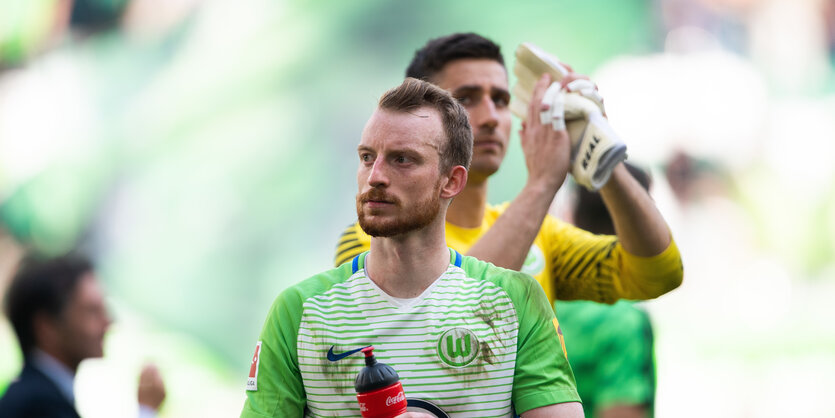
[300,307,518,321]
[306,384,513,399]
[433,282,503,290]
[302,368,515,384]
[306,296,387,305]
[432,283,500,291]
[306,353,518,365]
[301,366,515,381]
[298,322,509,333]
[308,306,516,316]
[397,302,514,312]
[298,347,517,359]
[426,284,506,293]
[305,297,386,306]
[400,375,515,387]
[301,370,515,382]
[306,389,511,402]
[301,306,396,315]
[417,300,513,309]
[300,317,514,327]
[300,341,518,353]
[299,309,517,323]
[413,379,515,393]
[298,359,515,370]
[407,389,513,402]
[305,380,514,395]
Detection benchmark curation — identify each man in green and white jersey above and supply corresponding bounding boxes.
[241,78,583,417]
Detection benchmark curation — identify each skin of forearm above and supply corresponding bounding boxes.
[522,401,585,418]
[465,180,556,271]
[599,404,650,418]
[599,163,671,256]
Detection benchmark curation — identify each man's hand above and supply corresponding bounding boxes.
[520,73,572,194]
[138,363,166,411]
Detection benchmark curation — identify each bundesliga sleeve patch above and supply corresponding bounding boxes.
[247,341,262,391]
[553,318,568,359]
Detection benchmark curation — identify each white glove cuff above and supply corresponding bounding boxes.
[571,112,627,190]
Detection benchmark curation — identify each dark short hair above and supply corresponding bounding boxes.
[378,78,472,172]
[3,253,93,355]
[406,33,504,82]
[573,163,652,235]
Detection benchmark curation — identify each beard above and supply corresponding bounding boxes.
[356,180,442,237]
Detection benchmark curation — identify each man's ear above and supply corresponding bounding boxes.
[440,166,468,199]
[33,311,60,348]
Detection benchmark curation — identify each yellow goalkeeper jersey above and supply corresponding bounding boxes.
[334,203,682,304]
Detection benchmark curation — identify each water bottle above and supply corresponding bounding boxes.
[354,346,408,417]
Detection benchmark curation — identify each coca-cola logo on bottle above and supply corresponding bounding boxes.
[385,392,405,406]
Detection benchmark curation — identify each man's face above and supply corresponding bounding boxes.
[356,107,445,237]
[56,273,111,364]
[433,59,511,181]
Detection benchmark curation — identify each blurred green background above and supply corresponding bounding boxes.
[1,0,834,416]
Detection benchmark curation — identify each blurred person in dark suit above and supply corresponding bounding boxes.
[0,253,166,417]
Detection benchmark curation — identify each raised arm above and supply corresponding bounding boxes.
[469,66,681,302]
[599,163,670,256]
[465,73,570,270]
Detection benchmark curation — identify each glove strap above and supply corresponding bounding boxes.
[572,113,628,191]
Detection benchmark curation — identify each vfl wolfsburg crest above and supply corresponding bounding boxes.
[437,327,479,367]
[521,244,545,276]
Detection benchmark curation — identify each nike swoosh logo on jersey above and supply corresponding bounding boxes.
[327,345,371,362]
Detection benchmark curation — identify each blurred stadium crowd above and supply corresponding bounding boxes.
[1,0,834,416]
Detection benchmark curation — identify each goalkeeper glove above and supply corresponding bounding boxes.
[512,42,627,191]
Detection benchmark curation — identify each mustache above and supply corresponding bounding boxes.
[358,188,400,205]
[474,131,502,142]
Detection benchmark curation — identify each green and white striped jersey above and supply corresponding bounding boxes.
[241,249,579,418]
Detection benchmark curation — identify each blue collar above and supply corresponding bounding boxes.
[31,349,76,404]
[352,248,462,274]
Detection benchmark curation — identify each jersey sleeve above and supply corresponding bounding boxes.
[557,300,655,415]
[502,269,581,414]
[541,216,683,303]
[241,288,307,417]
[334,222,371,267]
[592,305,655,411]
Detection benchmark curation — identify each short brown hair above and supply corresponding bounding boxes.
[378,77,472,172]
